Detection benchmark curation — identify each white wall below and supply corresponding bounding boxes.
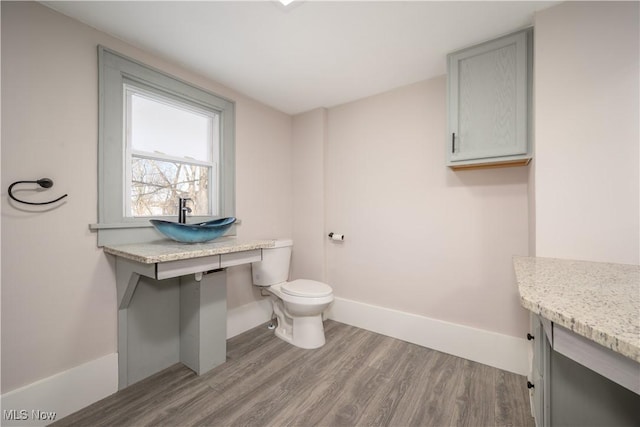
[534,1,639,264]
[1,1,292,394]
[291,108,327,282]
[322,78,530,338]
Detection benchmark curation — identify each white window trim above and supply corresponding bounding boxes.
[94,46,235,246]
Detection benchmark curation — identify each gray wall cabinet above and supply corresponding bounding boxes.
[447,29,532,169]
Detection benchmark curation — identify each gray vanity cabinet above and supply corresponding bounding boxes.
[447,29,532,169]
[529,314,551,427]
[528,314,640,427]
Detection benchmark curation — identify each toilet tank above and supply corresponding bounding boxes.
[251,239,293,286]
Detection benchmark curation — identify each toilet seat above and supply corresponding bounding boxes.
[281,279,332,298]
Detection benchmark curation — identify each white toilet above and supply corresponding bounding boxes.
[251,239,333,349]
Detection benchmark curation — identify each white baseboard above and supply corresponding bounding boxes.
[227,298,272,338]
[0,353,118,427]
[326,296,529,375]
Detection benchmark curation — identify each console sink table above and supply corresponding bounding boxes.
[104,238,274,389]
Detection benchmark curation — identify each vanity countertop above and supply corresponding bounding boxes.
[104,237,275,264]
[514,256,640,363]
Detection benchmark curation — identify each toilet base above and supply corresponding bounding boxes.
[271,298,327,349]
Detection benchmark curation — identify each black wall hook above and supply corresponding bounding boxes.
[8,178,68,205]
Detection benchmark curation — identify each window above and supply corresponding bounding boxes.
[96,47,235,246]
[125,85,218,217]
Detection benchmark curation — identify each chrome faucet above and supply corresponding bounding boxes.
[178,198,192,224]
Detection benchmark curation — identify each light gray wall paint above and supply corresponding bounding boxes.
[534,1,640,264]
[321,78,531,338]
[291,108,327,283]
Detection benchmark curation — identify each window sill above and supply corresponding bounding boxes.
[89,218,242,231]
[89,222,153,230]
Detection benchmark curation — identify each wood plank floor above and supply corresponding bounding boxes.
[52,320,534,427]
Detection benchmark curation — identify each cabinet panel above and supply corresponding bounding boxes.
[529,314,640,426]
[447,29,532,168]
[533,369,544,426]
[550,350,640,426]
[220,249,261,268]
[553,323,640,394]
[530,314,550,427]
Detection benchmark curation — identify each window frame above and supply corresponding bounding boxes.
[95,46,235,246]
[123,83,219,218]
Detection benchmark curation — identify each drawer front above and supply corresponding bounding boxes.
[156,255,220,280]
[220,249,261,268]
[553,323,640,395]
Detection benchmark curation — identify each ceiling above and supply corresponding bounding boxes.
[43,1,557,115]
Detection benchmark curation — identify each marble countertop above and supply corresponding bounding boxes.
[514,256,640,363]
[103,237,275,264]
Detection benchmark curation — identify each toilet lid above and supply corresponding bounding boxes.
[282,279,332,298]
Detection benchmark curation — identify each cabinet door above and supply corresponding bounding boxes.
[530,314,544,426]
[530,314,551,427]
[448,29,530,165]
